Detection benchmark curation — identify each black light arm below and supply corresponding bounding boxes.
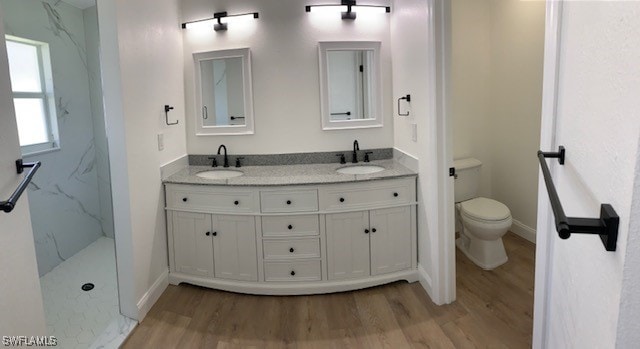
[181,11,259,30]
[538,146,619,251]
[305,1,390,20]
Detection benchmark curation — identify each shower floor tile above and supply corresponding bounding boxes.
[39,237,120,349]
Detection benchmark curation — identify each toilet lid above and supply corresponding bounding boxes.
[460,197,511,221]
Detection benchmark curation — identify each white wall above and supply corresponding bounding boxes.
[181,0,394,155]
[488,0,545,233]
[535,1,640,347]
[391,0,455,303]
[617,147,640,346]
[451,0,545,234]
[450,0,493,199]
[0,4,47,336]
[97,0,187,320]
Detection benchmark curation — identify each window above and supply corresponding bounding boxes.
[5,35,59,155]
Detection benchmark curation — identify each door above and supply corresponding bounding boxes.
[171,211,214,277]
[212,214,258,281]
[326,211,370,280]
[0,10,46,335]
[370,207,411,276]
[533,1,640,348]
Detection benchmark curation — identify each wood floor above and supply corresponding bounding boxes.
[122,233,535,348]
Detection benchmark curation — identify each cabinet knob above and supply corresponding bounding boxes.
[365,229,370,234]
[339,197,345,203]
[393,192,399,197]
[212,231,218,236]
[289,248,295,253]
[286,200,292,205]
[372,228,377,233]
[205,231,211,236]
[290,271,296,276]
[182,197,188,202]
[234,200,239,205]
[288,225,293,230]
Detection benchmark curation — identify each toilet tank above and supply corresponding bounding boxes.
[454,158,482,203]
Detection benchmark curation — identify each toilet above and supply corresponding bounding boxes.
[454,158,512,270]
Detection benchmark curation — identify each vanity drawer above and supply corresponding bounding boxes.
[264,260,322,282]
[166,184,258,213]
[262,215,320,237]
[319,177,415,212]
[260,189,318,213]
[263,238,321,260]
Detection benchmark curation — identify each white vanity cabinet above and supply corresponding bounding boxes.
[325,206,412,280]
[165,176,418,295]
[168,211,258,282]
[212,215,258,282]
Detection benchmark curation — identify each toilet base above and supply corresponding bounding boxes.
[456,236,508,270]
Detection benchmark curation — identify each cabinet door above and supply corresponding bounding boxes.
[370,207,412,275]
[172,211,214,277]
[212,215,258,281]
[326,211,370,280]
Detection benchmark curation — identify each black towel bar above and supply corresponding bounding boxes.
[1,159,41,213]
[538,146,619,251]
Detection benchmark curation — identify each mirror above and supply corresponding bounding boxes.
[319,42,382,130]
[194,48,254,135]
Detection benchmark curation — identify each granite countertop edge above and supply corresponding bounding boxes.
[163,159,417,187]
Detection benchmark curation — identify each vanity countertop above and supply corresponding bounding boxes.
[163,159,416,187]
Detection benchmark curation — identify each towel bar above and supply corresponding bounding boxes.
[538,146,619,251]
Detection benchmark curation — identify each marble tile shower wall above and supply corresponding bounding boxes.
[84,5,114,239]
[2,0,112,275]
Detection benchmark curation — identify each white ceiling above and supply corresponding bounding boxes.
[60,0,95,10]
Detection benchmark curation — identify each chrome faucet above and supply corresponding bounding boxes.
[352,140,360,164]
[217,144,229,167]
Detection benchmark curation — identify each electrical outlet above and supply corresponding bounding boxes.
[157,133,164,151]
[411,124,418,142]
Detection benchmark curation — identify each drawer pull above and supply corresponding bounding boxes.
[212,231,218,236]
[182,197,188,202]
[339,197,345,203]
[205,231,211,236]
[289,248,295,253]
[393,192,399,197]
[288,224,293,230]
[286,200,292,205]
[372,228,377,233]
[365,229,370,234]
[290,271,296,276]
[234,200,239,205]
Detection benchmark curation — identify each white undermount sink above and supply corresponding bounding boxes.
[196,169,244,179]
[336,165,385,175]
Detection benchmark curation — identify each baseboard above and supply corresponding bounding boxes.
[512,219,536,244]
[136,268,169,321]
[160,154,188,180]
[417,264,434,299]
[393,148,419,172]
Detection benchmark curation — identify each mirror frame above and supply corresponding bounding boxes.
[193,48,254,136]
[318,41,383,130]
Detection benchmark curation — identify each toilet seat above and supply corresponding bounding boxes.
[460,197,511,222]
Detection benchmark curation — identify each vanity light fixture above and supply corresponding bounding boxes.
[181,11,259,31]
[305,1,390,20]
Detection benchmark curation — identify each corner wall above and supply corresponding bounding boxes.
[391,0,455,303]
[98,0,187,320]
